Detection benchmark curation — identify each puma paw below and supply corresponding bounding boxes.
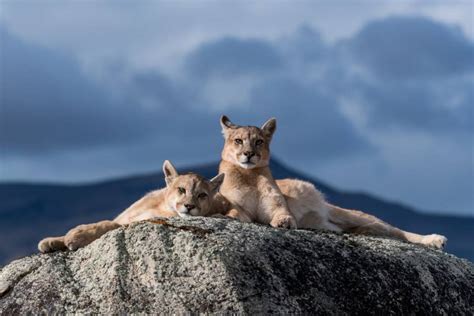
[38,237,67,253]
[270,214,297,229]
[64,225,97,251]
[64,221,120,251]
[422,234,447,249]
[212,213,236,220]
[64,231,92,251]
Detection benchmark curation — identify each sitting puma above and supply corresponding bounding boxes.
[38,160,226,253]
[219,116,296,229]
[219,116,447,249]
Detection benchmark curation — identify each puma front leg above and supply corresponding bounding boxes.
[270,208,297,229]
[263,194,296,229]
[64,220,121,251]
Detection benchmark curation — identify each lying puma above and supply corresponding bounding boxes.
[38,160,226,253]
[218,115,447,249]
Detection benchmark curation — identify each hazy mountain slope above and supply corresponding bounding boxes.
[0,159,472,265]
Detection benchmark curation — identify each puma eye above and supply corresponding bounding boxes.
[198,193,208,199]
[178,187,186,194]
[234,138,243,145]
[256,139,264,146]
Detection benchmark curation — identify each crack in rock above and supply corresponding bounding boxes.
[147,218,214,237]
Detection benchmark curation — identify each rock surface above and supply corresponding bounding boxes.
[0,217,473,314]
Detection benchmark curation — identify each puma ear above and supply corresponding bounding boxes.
[162,160,179,186]
[261,117,277,138]
[209,173,225,193]
[220,115,238,136]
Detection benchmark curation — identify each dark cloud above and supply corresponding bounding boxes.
[2,16,471,156]
[354,78,473,134]
[0,27,146,155]
[1,15,472,214]
[347,16,474,79]
[279,24,327,63]
[334,17,474,134]
[185,37,283,78]
[4,16,468,161]
[131,72,187,110]
[235,77,374,161]
[180,28,373,163]
[0,27,218,157]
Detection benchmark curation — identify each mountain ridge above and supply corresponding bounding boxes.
[0,158,472,265]
[1,161,466,218]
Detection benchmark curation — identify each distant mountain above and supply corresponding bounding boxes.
[0,159,472,266]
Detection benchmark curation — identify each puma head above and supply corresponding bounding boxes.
[220,115,276,169]
[162,160,224,217]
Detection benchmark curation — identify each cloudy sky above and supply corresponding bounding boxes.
[0,0,473,216]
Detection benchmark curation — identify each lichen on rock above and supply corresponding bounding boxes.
[0,217,473,314]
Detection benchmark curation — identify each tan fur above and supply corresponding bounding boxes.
[37,236,68,253]
[219,116,296,228]
[218,116,447,249]
[38,161,226,253]
[276,179,338,231]
[324,204,446,248]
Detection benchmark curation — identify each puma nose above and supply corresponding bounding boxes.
[184,204,195,211]
[243,151,255,158]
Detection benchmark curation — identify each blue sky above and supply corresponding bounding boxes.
[0,1,473,216]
